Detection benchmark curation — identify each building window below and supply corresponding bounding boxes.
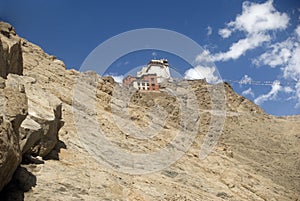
[142,87,145,90]
[151,83,155,87]
[147,83,149,86]
[151,78,154,81]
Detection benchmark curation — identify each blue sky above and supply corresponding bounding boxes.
[1,0,299,116]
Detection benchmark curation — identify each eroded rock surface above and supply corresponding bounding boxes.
[0,82,27,191]
[0,22,23,78]
[6,74,62,157]
[0,22,62,194]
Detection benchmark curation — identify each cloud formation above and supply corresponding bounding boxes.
[195,49,212,63]
[213,0,289,62]
[239,75,253,85]
[253,25,300,107]
[252,38,294,68]
[226,0,289,34]
[110,75,124,84]
[218,28,232,38]
[184,65,220,83]
[207,26,212,36]
[213,33,270,61]
[254,81,281,105]
[242,87,255,97]
[296,83,300,108]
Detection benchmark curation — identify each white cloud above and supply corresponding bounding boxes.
[184,65,221,83]
[252,25,300,107]
[283,44,300,81]
[207,26,212,36]
[283,86,293,93]
[213,33,270,61]
[110,75,124,84]
[253,38,294,67]
[254,81,281,105]
[210,0,289,62]
[295,82,300,108]
[296,25,300,38]
[242,87,255,97]
[227,0,289,35]
[239,75,253,85]
[219,28,232,38]
[195,49,211,63]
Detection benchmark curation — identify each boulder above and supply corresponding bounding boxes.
[0,22,23,78]
[0,119,21,191]
[0,39,8,78]
[19,117,42,155]
[7,40,23,75]
[6,74,62,157]
[0,21,16,38]
[0,83,28,191]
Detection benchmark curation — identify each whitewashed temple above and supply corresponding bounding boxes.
[137,59,172,83]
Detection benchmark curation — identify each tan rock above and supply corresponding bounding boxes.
[0,119,21,191]
[0,39,8,78]
[0,22,23,78]
[0,82,27,191]
[6,74,62,157]
[0,21,16,37]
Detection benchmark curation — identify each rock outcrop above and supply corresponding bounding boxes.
[6,74,63,157]
[0,79,27,191]
[0,22,23,78]
[0,21,299,201]
[0,22,62,193]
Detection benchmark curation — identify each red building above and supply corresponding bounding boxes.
[123,75,136,87]
[123,74,159,91]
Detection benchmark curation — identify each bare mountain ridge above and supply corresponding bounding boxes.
[0,21,299,200]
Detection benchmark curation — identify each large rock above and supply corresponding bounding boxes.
[0,22,16,38]
[19,117,42,155]
[0,39,8,78]
[0,22,23,78]
[0,22,27,190]
[0,82,27,191]
[0,119,21,192]
[0,21,63,193]
[6,74,62,157]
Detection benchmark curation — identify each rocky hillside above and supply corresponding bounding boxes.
[0,21,299,201]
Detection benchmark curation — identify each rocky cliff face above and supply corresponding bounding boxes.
[0,22,23,78]
[0,21,299,201]
[0,77,27,191]
[0,21,62,198]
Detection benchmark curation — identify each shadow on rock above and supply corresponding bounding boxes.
[0,166,36,201]
[21,155,44,165]
[43,139,67,160]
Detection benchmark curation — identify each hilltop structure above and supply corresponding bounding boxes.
[123,59,172,91]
